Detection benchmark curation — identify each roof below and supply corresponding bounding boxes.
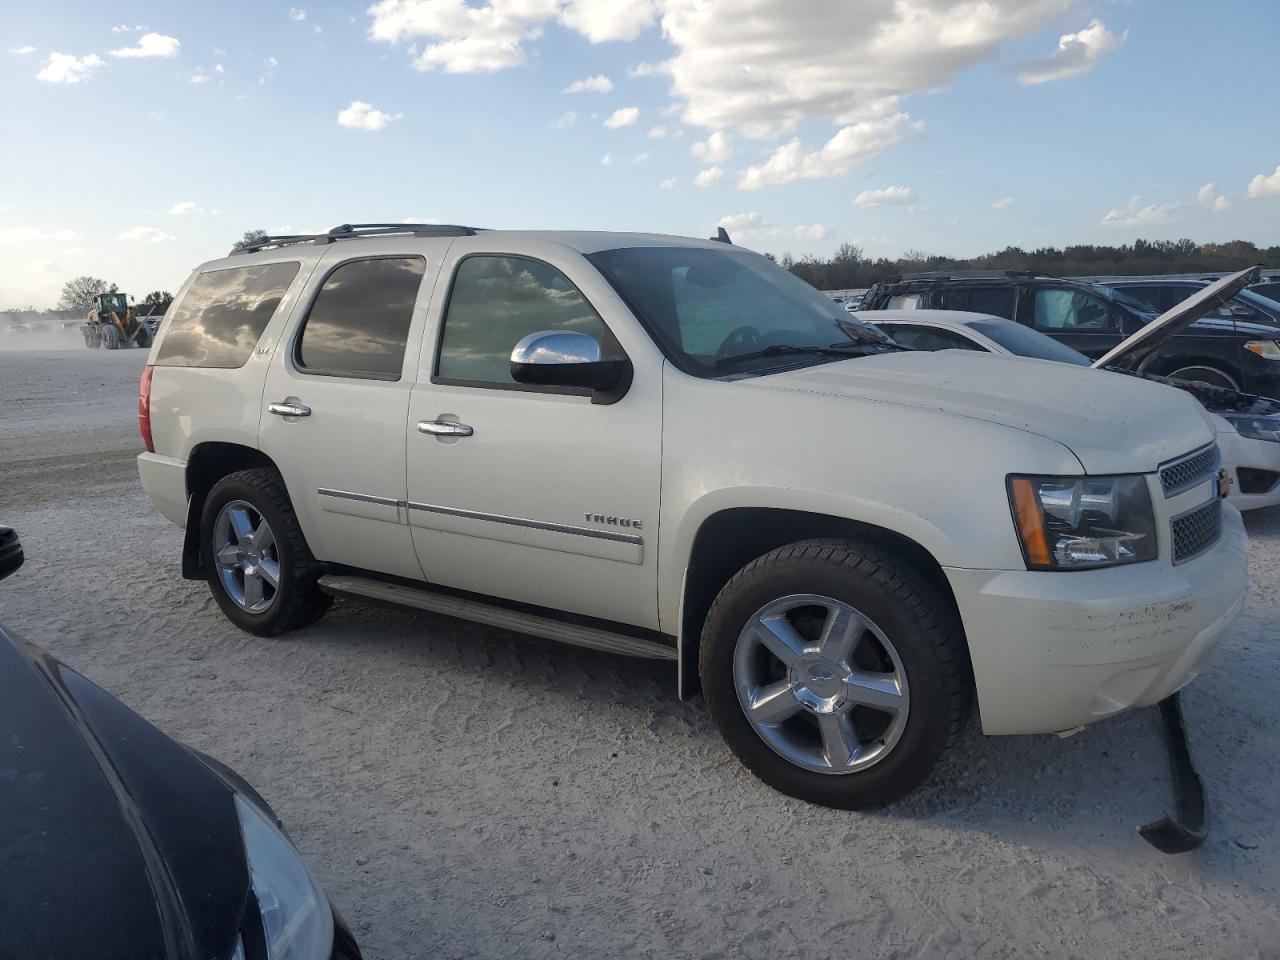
[853,309,1003,327]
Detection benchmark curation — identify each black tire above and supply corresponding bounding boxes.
[699,539,972,809]
[86,327,101,349]
[102,324,120,350]
[200,468,331,636]
[1165,364,1239,390]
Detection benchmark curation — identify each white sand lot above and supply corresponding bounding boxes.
[2,347,1278,959]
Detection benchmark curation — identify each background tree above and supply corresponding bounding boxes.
[142,290,174,312]
[239,228,269,249]
[57,276,116,312]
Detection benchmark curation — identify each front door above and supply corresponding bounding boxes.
[405,247,662,629]
[259,250,443,580]
[1022,285,1125,360]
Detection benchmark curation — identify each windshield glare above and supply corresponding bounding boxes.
[587,246,894,376]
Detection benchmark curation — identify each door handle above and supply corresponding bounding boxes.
[268,401,311,418]
[417,419,473,438]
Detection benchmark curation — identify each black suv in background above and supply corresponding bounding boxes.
[1101,277,1280,329]
[862,271,1280,395]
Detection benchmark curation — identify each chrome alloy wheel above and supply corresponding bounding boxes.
[213,500,280,614]
[732,594,910,774]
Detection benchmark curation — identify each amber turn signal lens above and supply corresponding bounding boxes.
[1010,477,1052,567]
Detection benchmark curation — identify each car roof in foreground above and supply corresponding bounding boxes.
[854,309,1003,328]
[194,229,733,274]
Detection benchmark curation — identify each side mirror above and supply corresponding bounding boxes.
[0,527,24,582]
[509,331,632,404]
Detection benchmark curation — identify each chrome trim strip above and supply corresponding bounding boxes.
[405,500,644,545]
[317,488,403,508]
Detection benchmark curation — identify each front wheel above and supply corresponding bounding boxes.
[699,539,972,809]
[200,468,331,636]
[101,324,120,350]
[1165,365,1239,390]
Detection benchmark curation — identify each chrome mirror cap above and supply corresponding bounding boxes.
[510,330,601,366]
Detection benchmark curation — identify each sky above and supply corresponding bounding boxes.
[1,0,1278,309]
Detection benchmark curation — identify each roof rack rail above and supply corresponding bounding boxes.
[892,269,1050,282]
[230,222,482,255]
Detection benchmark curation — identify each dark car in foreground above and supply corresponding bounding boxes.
[862,270,1280,395]
[0,527,361,960]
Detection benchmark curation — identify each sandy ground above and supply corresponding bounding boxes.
[1,348,1277,960]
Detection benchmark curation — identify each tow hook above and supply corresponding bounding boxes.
[1139,692,1208,854]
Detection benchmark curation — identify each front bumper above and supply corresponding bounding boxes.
[1216,425,1280,511]
[945,504,1248,735]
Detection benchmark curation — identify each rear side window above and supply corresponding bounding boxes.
[965,286,1016,319]
[435,255,606,386]
[155,262,300,368]
[296,257,426,380]
[882,325,984,352]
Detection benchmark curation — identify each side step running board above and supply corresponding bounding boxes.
[317,574,677,661]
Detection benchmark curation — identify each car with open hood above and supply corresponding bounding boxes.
[860,269,1280,510]
[137,224,1247,819]
[0,527,362,960]
[861,269,1280,395]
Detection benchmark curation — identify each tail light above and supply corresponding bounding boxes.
[139,365,155,453]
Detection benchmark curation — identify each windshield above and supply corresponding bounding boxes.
[1094,283,1159,317]
[587,246,895,377]
[1239,288,1280,313]
[965,318,1092,366]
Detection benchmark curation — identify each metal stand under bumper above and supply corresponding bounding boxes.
[1139,692,1208,854]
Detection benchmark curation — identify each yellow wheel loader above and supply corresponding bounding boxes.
[81,292,151,350]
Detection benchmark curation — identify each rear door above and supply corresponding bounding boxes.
[404,240,663,629]
[258,246,445,580]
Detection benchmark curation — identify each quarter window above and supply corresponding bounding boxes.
[1032,289,1112,331]
[154,261,300,368]
[964,286,1016,319]
[296,257,426,380]
[436,255,607,386]
[882,325,984,352]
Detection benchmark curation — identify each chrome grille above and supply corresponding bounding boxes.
[1159,445,1220,498]
[1171,498,1222,565]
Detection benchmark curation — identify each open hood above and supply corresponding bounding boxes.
[1092,266,1262,371]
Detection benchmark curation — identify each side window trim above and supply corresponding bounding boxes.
[430,252,626,396]
[291,254,428,383]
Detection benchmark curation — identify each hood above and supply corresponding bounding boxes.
[745,349,1214,474]
[1093,266,1262,370]
[0,628,250,960]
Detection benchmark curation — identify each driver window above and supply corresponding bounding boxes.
[436,255,607,386]
[1032,289,1112,331]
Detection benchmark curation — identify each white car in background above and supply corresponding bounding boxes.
[862,309,1280,511]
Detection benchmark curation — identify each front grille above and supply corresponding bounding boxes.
[1159,445,1220,498]
[1171,498,1222,564]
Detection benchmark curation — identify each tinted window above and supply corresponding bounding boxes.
[882,325,984,352]
[155,262,299,368]
[437,256,607,385]
[1112,284,1163,311]
[884,293,925,310]
[966,318,1092,365]
[965,286,1016,319]
[297,257,425,380]
[1032,289,1112,331]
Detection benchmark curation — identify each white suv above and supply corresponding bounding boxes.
[138,224,1248,809]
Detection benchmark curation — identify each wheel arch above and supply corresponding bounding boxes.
[676,506,964,700]
[1140,353,1241,388]
[181,442,279,579]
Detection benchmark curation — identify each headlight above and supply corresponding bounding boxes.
[1008,474,1157,570]
[1244,340,1280,360]
[235,795,334,959]
[1225,414,1280,443]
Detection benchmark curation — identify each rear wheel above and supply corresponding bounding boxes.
[101,324,120,350]
[201,468,331,635]
[699,539,971,809]
[85,327,101,348]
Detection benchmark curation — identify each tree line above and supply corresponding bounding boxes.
[767,238,1280,291]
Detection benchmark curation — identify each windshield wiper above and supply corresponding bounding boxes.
[714,341,896,369]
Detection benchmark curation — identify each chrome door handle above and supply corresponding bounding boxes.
[268,401,311,418]
[417,419,473,437]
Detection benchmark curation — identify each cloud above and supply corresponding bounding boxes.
[265,56,279,67]
[658,177,676,190]
[1247,164,1280,199]
[553,110,577,128]
[9,46,37,55]
[600,153,612,166]
[716,212,829,240]
[110,32,181,58]
[992,196,1015,210]
[559,0,657,42]
[604,106,640,128]
[189,72,210,84]
[1197,182,1230,211]
[564,73,612,93]
[694,166,724,187]
[738,112,922,190]
[1017,19,1121,85]
[111,24,146,33]
[367,0,560,73]
[36,53,104,83]
[0,227,79,245]
[633,151,651,163]
[290,8,307,20]
[169,201,202,215]
[337,100,402,130]
[1100,197,1182,229]
[647,124,683,139]
[118,226,175,243]
[690,130,731,164]
[854,185,915,207]
[214,63,225,73]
